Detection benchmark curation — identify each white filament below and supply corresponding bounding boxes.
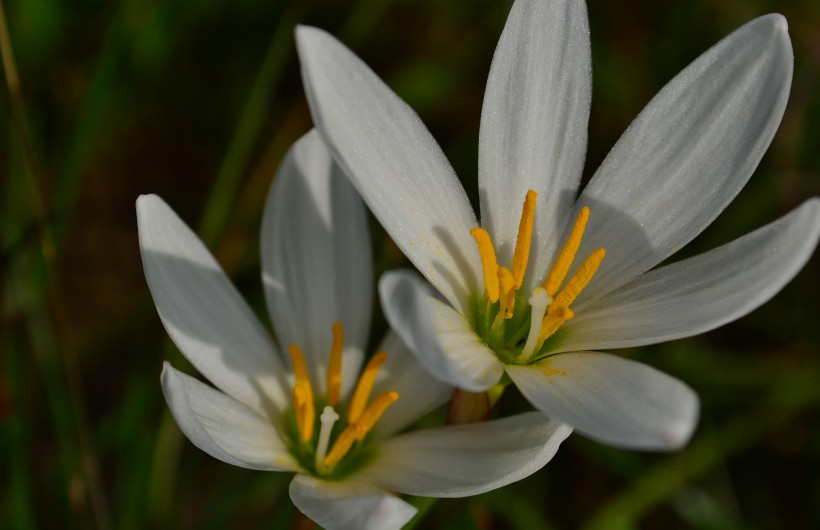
[315,406,340,471]
[517,287,551,363]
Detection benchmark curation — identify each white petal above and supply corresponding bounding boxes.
[359,412,571,497]
[479,0,591,288]
[573,15,793,301]
[261,130,371,398]
[289,475,416,530]
[161,363,298,471]
[379,270,504,392]
[371,331,453,438]
[296,25,482,313]
[559,198,820,352]
[506,352,699,450]
[137,195,288,417]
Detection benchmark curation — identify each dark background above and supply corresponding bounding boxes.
[2,0,819,528]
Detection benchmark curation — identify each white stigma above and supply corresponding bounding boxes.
[315,406,340,471]
[517,287,551,363]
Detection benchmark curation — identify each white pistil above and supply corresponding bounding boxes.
[516,287,551,364]
[315,406,340,472]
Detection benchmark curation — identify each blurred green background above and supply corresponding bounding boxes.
[2,0,819,528]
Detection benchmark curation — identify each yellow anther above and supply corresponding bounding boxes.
[292,384,314,442]
[327,322,344,406]
[535,304,575,351]
[347,352,388,424]
[353,391,399,440]
[552,248,606,309]
[511,190,538,289]
[323,391,399,469]
[544,206,590,297]
[323,423,365,468]
[288,345,315,441]
[470,228,500,303]
[498,266,516,319]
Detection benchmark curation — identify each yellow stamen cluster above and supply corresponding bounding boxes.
[472,190,538,319]
[533,210,606,352]
[324,391,398,468]
[288,323,399,473]
[471,192,606,361]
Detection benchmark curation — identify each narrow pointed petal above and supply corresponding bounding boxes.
[289,475,416,530]
[262,130,371,398]
[574,15,793,301]
[479,0,591,287]
[379,270,504,392]
[359,412,571,497]
[137,195,287,417]
[558,199,820,352]
[161,363,298,471]
[507,352,699,450]
[370,331,453,438]
[296,26,481,312]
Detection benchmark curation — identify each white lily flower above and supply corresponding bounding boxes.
[296,0,820,451]
[138,130,571,529]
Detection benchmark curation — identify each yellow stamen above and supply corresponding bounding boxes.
[353,391,399,440]
[292,384,313,442]
[511,190,537,289]
[470,228,500,303]
[323,423,365,468]
[498,266,516,319]
[288,345,315,441]
[347,352,388,424]
[535,304,575,351]
[326,322,344,406]
[543,206,590,297]
[323,392,400,469]
[552,248,606,309]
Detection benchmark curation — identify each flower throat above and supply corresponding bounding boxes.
[469,190,605,364]
[287,322,398,478]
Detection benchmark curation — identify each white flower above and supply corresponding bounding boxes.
[137,130,571,530]
[296,0,820,451]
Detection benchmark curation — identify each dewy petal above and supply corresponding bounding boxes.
[370,331,452,438]
[289,475,416,530]
[161,363,299,472]
[506,352,699,451]
[379,270,504,392]
[262,130,370,398]
[137,195,288,418]
[558,199,820,352]
[296,25,482,313]
[479,0,591,288]
[573,15,793,301]
[358,412,572,497]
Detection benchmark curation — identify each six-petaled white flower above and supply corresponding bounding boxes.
[296,0,820,450]
[138,131,571,530]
